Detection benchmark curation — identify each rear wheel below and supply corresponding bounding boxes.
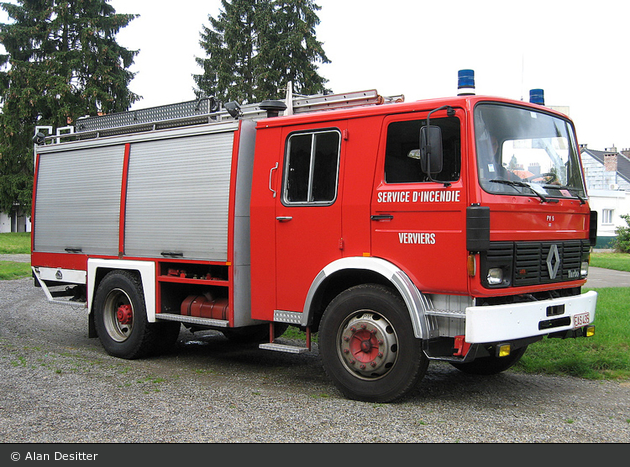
[94,270,179,359]
[450,345,528,375]
[319,284,428,402]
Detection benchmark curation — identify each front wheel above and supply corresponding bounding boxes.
[319,284,428,402]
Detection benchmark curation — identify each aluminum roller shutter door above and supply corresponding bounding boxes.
[124,132,234,261]
[33,145,124,255]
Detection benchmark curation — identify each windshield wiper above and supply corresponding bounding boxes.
[489,179,556,203]
[574,193,586,205]
[541,184,586,204]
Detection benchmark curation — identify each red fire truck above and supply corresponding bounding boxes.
[31,77,598,402]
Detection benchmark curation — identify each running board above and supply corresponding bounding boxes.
[425,310,466,318]
[259,325,312,354]
[259,342,310,354]
[155,313,229,328]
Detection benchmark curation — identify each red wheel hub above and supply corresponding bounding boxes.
[349,329,380,364]
[116,304,133,325]
[340,313,398,378]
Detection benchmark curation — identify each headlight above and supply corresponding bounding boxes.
[581,260,589,278]
[480,249,513,288]
[487,268,504,285]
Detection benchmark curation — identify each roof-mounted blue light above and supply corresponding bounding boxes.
[458,69,475,96]
[529,88,545,105]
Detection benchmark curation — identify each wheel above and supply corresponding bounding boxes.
[94,270,179,359]
[450,345,528,375]
[319,284,428,402]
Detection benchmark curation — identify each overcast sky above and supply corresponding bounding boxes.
[3,0,629,150]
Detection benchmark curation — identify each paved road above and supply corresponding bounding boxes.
[586,266,630,288]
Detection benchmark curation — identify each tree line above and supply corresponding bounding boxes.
[0,0,329,217]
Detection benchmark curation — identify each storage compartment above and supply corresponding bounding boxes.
[159,280,230,321]
[159,261,229,282]
[34,144,125,255]
[124,132,235,261]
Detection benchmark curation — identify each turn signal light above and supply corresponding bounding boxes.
[467,254,477,277]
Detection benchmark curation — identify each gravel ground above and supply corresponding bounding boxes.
[0,272,629,444]
[0,254,30,263]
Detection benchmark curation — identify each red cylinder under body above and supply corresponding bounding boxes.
[181,294,229,320]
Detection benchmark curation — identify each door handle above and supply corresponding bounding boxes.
[276,216,293,222]
[269,163,279,198]
[371,214,394,221]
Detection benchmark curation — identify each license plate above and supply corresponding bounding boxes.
[573,312,590,328]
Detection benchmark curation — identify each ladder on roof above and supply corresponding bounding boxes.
[65,84,404,139]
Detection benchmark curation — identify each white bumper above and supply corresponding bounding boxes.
[465,291,598,343]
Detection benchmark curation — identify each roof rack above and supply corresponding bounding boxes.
[34,83,404,144]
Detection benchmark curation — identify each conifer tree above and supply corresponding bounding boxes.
[0,0,139,216]
[194,0,330,104]
[195,0,260,104]
[260,0,330,98]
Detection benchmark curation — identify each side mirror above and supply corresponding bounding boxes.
[420,125,443,174]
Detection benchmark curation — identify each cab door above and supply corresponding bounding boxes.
[274,125,345,313]
[370,110,469,294]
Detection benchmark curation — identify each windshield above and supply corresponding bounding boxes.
[475,103,586,201]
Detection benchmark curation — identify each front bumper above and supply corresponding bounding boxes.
[465,291,598,343]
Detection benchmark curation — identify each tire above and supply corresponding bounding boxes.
[319,284,428,403]
[450,345,528,375]
[93,270,179,359]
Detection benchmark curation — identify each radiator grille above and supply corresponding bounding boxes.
[488,240,589,287]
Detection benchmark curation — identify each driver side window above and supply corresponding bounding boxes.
[385,116,461,183]
[283,129,341,205]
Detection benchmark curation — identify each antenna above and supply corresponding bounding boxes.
[521,53,525,101]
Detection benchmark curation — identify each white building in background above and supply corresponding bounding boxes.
[0,209,31,233]
[580,145,630,249]
[547,103,630,249]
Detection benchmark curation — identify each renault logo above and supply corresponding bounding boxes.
[546,244,561,280]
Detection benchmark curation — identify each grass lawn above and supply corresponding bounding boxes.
[0,232,30,254]
[514,287,630,380]
[591,252,630,272]
[0,233,31,279]
[0,261,31,280]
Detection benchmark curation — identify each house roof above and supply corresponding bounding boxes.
[581,148,630,185]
